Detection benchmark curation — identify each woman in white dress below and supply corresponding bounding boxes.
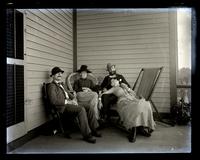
[101,78,156,142]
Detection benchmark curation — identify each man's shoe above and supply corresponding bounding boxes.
[83,135,96,143]
[92,131,102,137]
[98,118,106,125]
[64,133,72,139]
[97,118,110,129]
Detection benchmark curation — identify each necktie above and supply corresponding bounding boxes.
[58,83,69,99]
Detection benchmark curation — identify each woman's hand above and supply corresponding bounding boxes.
[102,88,107,92]
[121,83,128,88]
[82,87,91,92]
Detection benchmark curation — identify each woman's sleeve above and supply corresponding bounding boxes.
[102,87,115,95]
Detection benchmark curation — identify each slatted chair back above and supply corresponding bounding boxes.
[133,67,163,101]
[132,67,175,126]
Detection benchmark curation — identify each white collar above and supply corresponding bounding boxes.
[109,75,117,78]
[54,80,62,84]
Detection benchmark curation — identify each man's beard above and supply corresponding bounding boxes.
[109,71,116,75]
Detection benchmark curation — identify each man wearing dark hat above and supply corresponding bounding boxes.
[74,65,100,120]
[47,66,101,144]
[101,63,131,123]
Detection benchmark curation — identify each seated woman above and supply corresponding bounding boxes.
[101,78,156,143]
[74,65,100,120]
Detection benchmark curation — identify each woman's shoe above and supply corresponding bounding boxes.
[128,127,136,143]
[138,127,151,137]
[148,128,154,134]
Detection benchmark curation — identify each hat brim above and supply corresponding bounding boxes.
[77,69,91,73]
[50,70,64,77]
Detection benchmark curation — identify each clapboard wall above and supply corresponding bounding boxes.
[77,9,176,112]
[24,9,73,131]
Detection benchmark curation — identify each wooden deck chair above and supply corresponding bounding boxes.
[132,67,174,126]
[110,67,173,133]
[42,83,65,135]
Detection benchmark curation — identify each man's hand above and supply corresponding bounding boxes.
[72,100,78,106]
[67,99,78,106]
[73,91,77,97]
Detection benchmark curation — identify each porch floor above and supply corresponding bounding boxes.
[8,123,191,154]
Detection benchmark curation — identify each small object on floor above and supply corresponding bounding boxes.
[83,135,96,144]
[92,131,102,137]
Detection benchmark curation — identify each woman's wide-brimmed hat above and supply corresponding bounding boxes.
[77,65,91,73]
[50,67,64,76]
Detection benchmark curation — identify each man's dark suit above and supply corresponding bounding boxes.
[47,81,99,138]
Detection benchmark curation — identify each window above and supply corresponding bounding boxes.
[177,8,191,104]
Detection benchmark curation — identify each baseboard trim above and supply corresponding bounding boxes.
[7,121,52,152]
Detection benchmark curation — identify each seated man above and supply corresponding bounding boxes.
[47,66,101,144]
[101,63,131,122]
[74,65,100,120]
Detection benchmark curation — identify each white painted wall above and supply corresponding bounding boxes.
[24,9,73,131]
[77,9,176,112]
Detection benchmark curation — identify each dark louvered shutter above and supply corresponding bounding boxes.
[6,64,15,127]
[6,9,24,127]
[16,10,24,59]
[15,65,24,123]
[6,9,14,58]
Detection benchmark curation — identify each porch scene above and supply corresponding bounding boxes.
[6,8,192,153]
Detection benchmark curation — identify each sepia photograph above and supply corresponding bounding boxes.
[4,6,193,155]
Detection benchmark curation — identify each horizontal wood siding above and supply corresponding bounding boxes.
[24,9,73,131]
[77,9,171,112]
